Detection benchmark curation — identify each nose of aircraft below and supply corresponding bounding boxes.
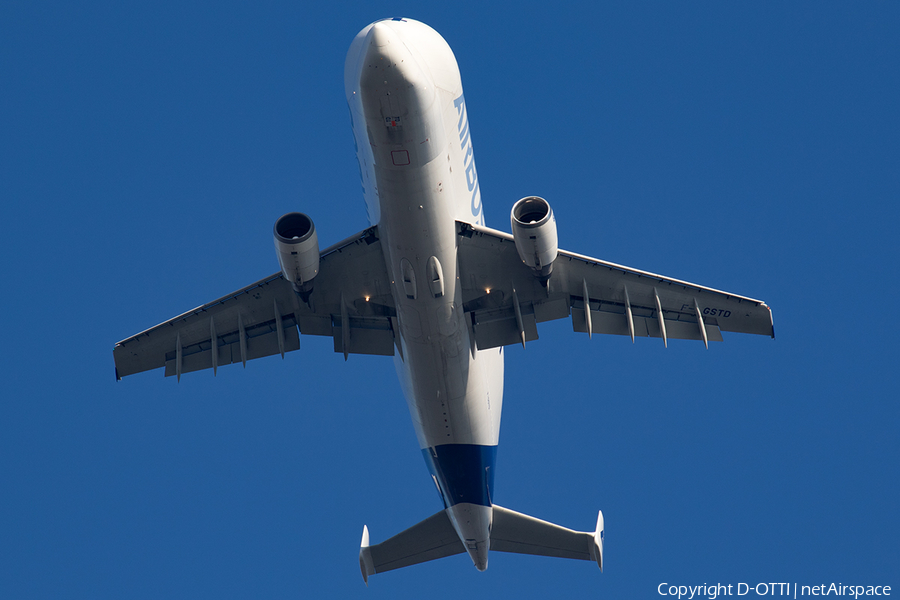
[360,21,433,97]
[363,22,407,77]
[367,21,394,49]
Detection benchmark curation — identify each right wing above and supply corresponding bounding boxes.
[456,221,773,351]
[113,225,397,380]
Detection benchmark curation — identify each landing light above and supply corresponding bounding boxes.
[365,296,370,302]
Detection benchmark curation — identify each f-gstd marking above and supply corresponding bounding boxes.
[681,304,732,317]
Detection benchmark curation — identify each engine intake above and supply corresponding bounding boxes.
[274,212,319,300]
[510,196,558,283]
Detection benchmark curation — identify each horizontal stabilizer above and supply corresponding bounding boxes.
[359,505,603,582]
[359,510,464,583]
[491,505,603,570]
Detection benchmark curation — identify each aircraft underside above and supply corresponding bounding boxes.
[113,17,773,582]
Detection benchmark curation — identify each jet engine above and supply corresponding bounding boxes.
[274,212,319,301]
[510,196,558,283]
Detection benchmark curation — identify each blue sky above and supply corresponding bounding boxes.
[2,2,898,598]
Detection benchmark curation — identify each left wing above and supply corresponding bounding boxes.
[113,225,397,380]
[456,221,773,352]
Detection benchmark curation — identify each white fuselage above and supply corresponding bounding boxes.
[344,19,503,569]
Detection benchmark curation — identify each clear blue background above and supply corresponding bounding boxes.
[2,2,897,598]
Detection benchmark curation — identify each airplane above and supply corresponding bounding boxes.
[113,17,774,582]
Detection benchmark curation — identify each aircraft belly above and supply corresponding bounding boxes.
[371,126,500,451]
[350,21,502,454]
[347,20,505,522]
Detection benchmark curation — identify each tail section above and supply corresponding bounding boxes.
[445,503,491,571]
[359,505,603,583]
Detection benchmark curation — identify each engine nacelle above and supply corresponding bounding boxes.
[274,212,319,299]
[510,196,558,282]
